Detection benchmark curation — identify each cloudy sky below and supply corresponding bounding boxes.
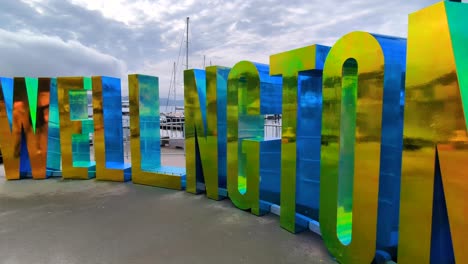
[0,0,451,98]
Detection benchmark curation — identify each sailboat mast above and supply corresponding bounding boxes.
[186,17,189,70]
[173,61,176,110]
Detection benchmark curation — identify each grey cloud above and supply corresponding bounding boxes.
[0,0,445,98]
[186,0,440,60]
[1,0,159,69]
[0,29,125,77]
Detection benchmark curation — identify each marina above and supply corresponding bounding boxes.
[85,100,283,162]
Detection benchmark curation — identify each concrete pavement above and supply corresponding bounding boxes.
[0,148,336,264]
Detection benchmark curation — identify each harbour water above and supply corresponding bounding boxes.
[84,100,283,163]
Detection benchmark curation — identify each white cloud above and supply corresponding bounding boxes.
[3,0,448,99]
[68,0,196,26]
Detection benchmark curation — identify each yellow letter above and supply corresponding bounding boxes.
[398,1,468,263]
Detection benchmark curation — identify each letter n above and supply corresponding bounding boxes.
[398,1,468,263]
[184,66,230,200]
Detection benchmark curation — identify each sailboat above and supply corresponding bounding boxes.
[159,17,191,148]
[161,17,190,123]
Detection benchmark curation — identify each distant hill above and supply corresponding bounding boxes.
[158,98,185,107]
[90,94,184,106]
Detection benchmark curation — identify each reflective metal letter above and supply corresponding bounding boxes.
[92,76,131,182]
[321,31,406,263]
[45,78,61,176]
[270,45,330,233]
[0,77,49,179]
[399,1,468,263]
[57,77,95,179]
[184,66,230,200]
[227,61,282,215]
[129,74,185,189]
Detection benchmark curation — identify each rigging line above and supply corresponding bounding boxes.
[174,18,188,95]
[175,22,185,71]
[187,18,195,70]
[174,17,190,100]
[186,17,189,71]
[165,22,186,112]
[165,64,174,112]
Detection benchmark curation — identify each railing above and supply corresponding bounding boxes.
[119,116,283,161]
[264,117,282,139]
[160,121,185,139]
[264,123,282,139]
